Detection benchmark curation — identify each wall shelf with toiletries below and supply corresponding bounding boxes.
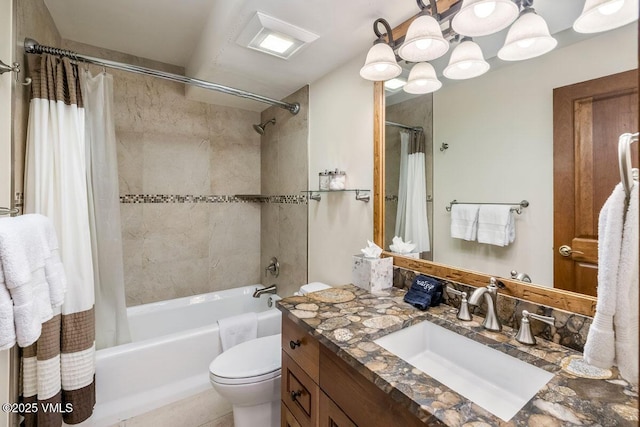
[301,189,370,202]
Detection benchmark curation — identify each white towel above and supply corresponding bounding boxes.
[0,280,16,350]
[450,204,479,241]
[477,205,514,247]
[614,183,638,384]
[584,183,626,371]
[218,312,258,352]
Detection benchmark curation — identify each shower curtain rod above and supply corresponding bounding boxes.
[386,120,423,132]
[23,38,300,115]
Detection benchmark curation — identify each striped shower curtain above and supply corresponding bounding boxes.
[23,55,96,425]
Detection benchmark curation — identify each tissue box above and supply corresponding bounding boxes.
[351,255,393,293]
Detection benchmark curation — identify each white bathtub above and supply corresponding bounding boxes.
[84,286,282,426]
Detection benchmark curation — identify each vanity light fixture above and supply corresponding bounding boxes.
[497,2,557,61]
[443,37,490,80]
[573,0,639,33]
[404,62,442,94]
[360,18,403,81]
[398,0,449,62]
[451,0,519,37]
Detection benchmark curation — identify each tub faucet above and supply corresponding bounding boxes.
[468,277,502,331]
[253,284,277,298]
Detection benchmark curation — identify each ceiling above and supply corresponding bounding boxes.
[44,0,422,112]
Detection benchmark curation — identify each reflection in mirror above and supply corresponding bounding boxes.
[381,5,637,295]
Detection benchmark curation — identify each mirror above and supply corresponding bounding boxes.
[376,2,638,296]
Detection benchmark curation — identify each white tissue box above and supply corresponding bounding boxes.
[351,255,393,293]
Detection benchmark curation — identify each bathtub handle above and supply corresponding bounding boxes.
[290,390,302,401]
[289,339,301,349]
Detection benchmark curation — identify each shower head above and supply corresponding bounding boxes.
[253,118,276,135]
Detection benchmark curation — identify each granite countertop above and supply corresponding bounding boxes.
[277,285,639,427]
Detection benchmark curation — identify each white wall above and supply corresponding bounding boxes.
[432,24,637,287]
[0,0,13,424]
[308,56,374,285]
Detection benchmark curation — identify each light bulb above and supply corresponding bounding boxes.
[374,63,389,72]
[415,79,428,86]
[456,61,473,70]
[415,38,433,50]
[598,0,625,15]
[517,38,536,48]
[473,1,497,18]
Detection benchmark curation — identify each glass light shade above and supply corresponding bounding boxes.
[573,0,638,33]
[404,62,442,94]
[398,15,449,62]
[452,0,519,37]
[360,43,402,81]
[443,40,490,80]
[497,11,557,61]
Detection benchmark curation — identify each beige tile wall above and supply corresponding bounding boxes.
[260,87,309,298]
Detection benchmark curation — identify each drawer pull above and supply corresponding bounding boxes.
[290,390,302,401]
[289,339,301,349]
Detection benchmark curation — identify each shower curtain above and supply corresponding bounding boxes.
[395,130,431,253]
[24,54,96,425]
[81,70,131,350]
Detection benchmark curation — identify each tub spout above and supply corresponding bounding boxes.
[253,284,277,298]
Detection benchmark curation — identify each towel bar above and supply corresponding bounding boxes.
[0,207,19,216]
[446,200,529,215]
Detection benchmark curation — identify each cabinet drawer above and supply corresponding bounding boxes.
[319,391,357,427]
[282,402,303,427]
[282,351,319,427]
[282,314,319,382]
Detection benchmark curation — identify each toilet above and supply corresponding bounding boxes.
[209,282,331,427]
[209,334,282,427]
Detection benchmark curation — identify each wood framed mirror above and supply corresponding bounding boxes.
[372,2,639,317]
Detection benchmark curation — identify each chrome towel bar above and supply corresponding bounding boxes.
[446,200,529,215]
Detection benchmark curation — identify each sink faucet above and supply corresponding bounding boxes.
[468,277,502,331]
[253,284,277,298]
[515,310,555,345]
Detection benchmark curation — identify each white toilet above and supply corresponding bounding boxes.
[209,334,282,427]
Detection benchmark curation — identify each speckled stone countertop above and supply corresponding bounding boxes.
[277,285,639,427]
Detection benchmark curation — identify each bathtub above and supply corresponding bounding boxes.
[84,286,282,426]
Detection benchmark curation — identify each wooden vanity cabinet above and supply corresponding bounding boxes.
[281,314,424,427]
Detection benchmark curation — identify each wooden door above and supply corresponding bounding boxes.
[554,69,638,296]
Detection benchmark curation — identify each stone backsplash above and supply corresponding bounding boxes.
[393,267,592,353]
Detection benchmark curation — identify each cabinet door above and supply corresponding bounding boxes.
[319,392,357,427]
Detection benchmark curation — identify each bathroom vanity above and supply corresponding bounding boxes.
[277,285,638,426]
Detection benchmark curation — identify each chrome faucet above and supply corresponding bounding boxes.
[515,310,555,345]
[510,270,532,283]
[468,277,502,331]
[253,284,277,298]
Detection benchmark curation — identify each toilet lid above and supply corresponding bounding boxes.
[209,334,281,385]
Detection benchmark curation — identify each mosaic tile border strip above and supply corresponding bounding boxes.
[119,194,308,205]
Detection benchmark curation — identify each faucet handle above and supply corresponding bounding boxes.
[515,310,555,345]
[446,286,472,321]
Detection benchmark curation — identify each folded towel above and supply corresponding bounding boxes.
[477,205,514,247]
[450,204,479,241]
[218,312,258,352]
[614,183,638,384]
[0,283,16,350]
[584,183,625,369]
[403,275,443,311]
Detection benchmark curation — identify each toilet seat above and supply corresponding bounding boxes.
[209,334,282,386]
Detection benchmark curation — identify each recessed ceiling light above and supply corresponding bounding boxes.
[385,78,407,90]
[259,33,295,54]
[237,12,319,60]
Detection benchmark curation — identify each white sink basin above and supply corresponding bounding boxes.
[374,320,554,421]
